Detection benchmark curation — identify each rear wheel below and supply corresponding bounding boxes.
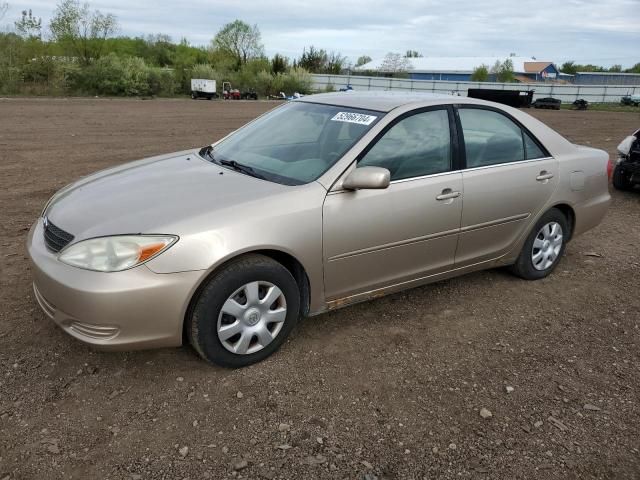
[187,254,300,368]
[612,164,633,191]
[191,92,197,100]
[510,208,568,280]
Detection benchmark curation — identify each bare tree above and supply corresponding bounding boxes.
[15,9,42,39]
[380,52,412,73]
[50,0,118,64]
[356,55,372,67]
[0,2,8,22]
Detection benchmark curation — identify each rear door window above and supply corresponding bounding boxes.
[458,108,525,168]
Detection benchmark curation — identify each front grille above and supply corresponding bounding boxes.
[43,219,74,253]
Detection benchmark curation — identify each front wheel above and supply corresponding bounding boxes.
[187,254,300,368]
[510,208,568,280]
[612,164,633,191]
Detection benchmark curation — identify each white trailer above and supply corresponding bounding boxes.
[190,79,218,100]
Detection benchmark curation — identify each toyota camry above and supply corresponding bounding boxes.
[28,92,611,367]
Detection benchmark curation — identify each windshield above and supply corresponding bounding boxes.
[208,101,381,185]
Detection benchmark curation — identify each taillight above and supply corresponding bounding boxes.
[607,156,614,179]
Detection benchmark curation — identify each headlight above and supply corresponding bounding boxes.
[59,235,178,272]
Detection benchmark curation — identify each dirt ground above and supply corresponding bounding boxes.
[0,98,639,480]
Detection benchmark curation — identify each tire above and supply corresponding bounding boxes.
[187,254,300,368]
[509,208,569,280]
[612,164,633,191]
[191,92,197,100]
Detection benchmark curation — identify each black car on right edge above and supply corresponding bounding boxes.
[613,128,640,191]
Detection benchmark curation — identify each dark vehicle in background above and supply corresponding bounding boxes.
[613,129,640,191]
[620,94,640,107]
[241,89,259,100]
[572,99,589,110]
[533,97,561,110]
[467,88,534,108]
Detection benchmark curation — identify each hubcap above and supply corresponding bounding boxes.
[217,281,287,355]
[531,221,563,271]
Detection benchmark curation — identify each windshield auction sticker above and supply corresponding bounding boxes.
[331,112,378,126]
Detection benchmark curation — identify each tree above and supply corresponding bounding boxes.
[560,61,577,75]
[405,50,423,58]
[145,33,173,67]
[560,61,608,74]
[491,58,514,82]
[297,46,326,73]
[15,9,41,39]
[0,3,8,21]
[499,58,515,82]
[582,64,606,72]
[608,64,622,72]
[207,46,236,71]
[356,55,371,67]
[212,20,263,67]
[471,64,489,82]
[325,51,346,74]
[379,52,412,73]
[626,63,640,74]
[50,0,118,65]
[296,46,346,74]
[271,53,288,74]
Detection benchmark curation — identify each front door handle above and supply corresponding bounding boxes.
[436,188,461,201]
[536,171,554,181]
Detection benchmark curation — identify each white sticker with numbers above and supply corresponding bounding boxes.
[330,112,377,126]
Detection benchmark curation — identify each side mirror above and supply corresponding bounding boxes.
[342,166,391,190]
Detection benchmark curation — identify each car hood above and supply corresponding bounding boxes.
[45,150,295,240]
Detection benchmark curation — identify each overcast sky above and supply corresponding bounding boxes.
[3,0,639,67]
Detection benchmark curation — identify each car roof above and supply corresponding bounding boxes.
[296,91,490,112]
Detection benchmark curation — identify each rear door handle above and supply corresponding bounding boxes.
[536,171,554,181]
[436,188,461,201]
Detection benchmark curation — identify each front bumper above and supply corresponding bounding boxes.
[27,220,203,350]
[617,158,640,177]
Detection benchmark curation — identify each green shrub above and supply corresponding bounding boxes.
[0,66,23,94]
[68,54,173,96]
[148,68,176,96]
[281,67,312,95]
[0,58,79,95]
[0,45,311,98]
[190,63,216,79]
[253,70,274,96]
